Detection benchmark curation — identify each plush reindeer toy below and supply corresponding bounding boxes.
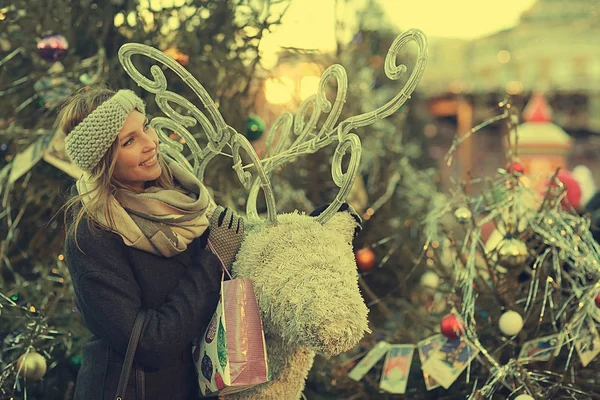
[118,28,427,399]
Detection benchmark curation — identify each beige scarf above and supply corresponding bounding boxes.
[77,155,211,258]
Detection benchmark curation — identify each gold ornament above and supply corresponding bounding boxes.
[16,350,47,381]
[497,238,528,269]
[454,207,472,224]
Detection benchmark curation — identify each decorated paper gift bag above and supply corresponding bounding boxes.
[192,273,269,397]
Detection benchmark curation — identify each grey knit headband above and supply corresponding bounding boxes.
[65,89,146,172]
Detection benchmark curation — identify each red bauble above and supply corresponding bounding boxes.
[355,247,376,271]
[595,293,600,308]
[37,34,69,62]
[544,170,582,209]
[509,161,525,174]
[440,314,464,340]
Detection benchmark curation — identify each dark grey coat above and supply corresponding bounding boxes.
[65,215,222,400]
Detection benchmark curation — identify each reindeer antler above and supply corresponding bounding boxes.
[117,28,426,226]
[250,28,428,224]
[118,44,278,224]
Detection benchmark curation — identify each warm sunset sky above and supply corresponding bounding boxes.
[263,0,538,51]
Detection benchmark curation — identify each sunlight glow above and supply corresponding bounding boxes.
[265,77,295,104]
[300,76,321,101]
[261,0,537,54]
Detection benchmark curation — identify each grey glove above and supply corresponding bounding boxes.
[207,206,245,272]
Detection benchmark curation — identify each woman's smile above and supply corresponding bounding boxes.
[139,153,158,167]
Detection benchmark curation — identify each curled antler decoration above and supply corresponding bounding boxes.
[249,28,427,224]
[118,44,278,223]
[117,28,426,226]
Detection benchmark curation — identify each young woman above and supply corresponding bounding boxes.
[59,86,241,399]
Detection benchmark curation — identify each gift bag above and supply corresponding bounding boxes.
[192,269,269,397]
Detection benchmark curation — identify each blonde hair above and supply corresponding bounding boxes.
[58,85,176,250]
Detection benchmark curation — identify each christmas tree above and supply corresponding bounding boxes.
[316,97,600,399]
[303,1,600,398]
[295,1,444,398]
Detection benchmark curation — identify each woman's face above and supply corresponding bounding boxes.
[113,110,161,191]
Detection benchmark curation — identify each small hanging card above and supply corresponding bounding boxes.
[572,317,600,367]
[518,333,564,362]
[417,335,444,390]
[379,345,415,394]
[348,341,390,381]
[421,337,479,389]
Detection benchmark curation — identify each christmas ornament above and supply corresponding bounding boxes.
[498,310,524,336]
[509,161,525,174]
[355,247,376,271]
[497,238,528,269]
[163,47,189,66]
[69,354,82,373]
[37,34,69,62]
[16,351,47,381]
[420,271,440,289]
[595,293,600,308]
[246,115,265,141]
[440,314,464,340]
[454,207,472,224]
[514,395,534,400]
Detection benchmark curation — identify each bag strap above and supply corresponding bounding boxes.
[207,239,233,280]
[114,309,146,400]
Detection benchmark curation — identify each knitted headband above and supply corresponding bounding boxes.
[65,89,146,172]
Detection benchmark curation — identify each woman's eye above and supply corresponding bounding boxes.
[124,138,134,146]
[143,122,150,131]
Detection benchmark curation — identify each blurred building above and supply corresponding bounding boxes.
[251,0,600,189]
[417,0,600,187]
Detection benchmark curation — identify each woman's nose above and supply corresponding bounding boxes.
[143,130,158,149]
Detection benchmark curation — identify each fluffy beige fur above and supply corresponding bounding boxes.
[222,211,370,400]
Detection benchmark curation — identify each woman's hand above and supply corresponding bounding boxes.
[207,206,246,271]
